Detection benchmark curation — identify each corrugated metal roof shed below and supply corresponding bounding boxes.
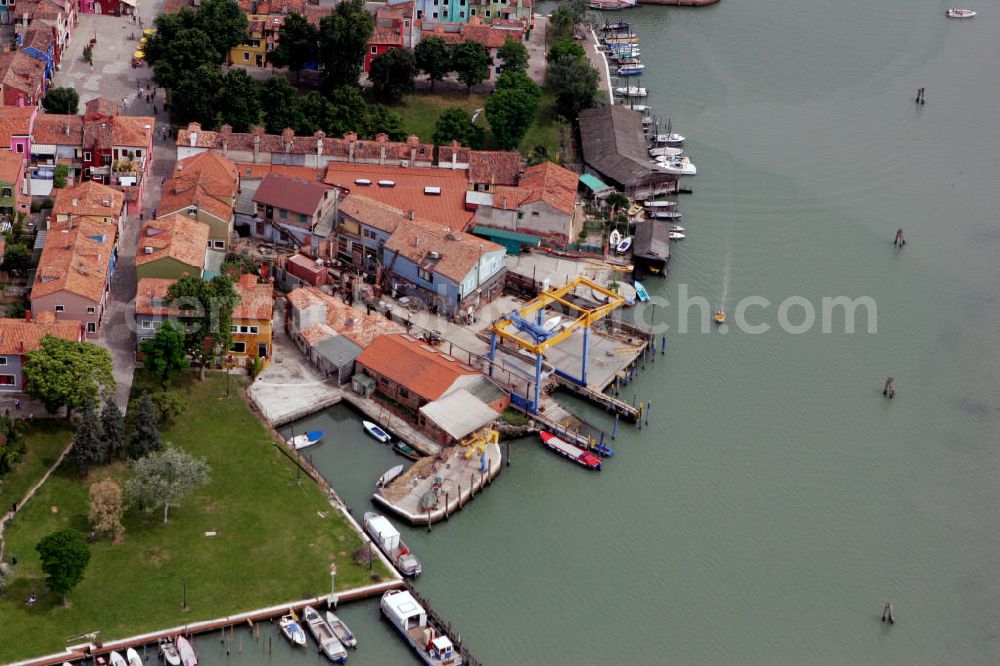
[419,389,499,441]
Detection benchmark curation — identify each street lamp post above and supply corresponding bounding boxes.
[182,578,187,610]
[225,355,233,397]
[329,563,337,608]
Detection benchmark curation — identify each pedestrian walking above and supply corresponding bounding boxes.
[14,399,20,411]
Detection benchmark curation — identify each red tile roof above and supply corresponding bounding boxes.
[31,218,117,303]
[135,213,210,272]
[356,332,482,402]
[52,181,125,218]
[252,173,333,216]
[0,151,23,186]
[337,194,409,234]
[517,161,578,215]
[173,151,239,197]
[384,216,504,283]
[287,286,402,347]
[135,278,180,316]
[31,113,84,146]
[158,174,234,222]
[232,273,273,322]
[0,105,36,145]
[0,313,82,355]
[468,150,521,186]
[112,115,155,147]
[84,97,117,122]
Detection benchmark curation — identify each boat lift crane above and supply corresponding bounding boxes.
[488,277,629,413]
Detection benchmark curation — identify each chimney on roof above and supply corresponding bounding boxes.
[25,309,30,322]
[177,162,183,173]
[408,210,415,220]
[72,198,78,206]
[189,132,197,147]
[64,120,70,137]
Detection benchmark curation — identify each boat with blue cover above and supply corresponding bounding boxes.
[288,430,324,450]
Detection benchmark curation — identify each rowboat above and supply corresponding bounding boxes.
[669,231,686,240]
[945,8,975,17]
[326,611,358,649]
[109,652,127,666]
[589,0,636,9]
[616,236,633,253]
[159,639,182,666]
[287,430,323,450]
[634,281,650,302]
[393,440,420,460]
[364,512,422,577]
[539,431,601,470]
[176,637,197,666]
[363,420,391,443]
[614,86,647,97]
[279,613,308,646]
[126,648,142,666]
[626,203,643,217]
[381,590,462,666]
[376,464,405,489]
[302,606,348,663]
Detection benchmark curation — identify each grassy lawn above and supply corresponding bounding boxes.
[0,420,74,515]
[0,373,390,663]
[397,89,567,158]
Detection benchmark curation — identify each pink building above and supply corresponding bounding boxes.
[0,105,37,157]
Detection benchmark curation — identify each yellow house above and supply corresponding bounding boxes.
[230,273,273,366]
[230,16,271,68]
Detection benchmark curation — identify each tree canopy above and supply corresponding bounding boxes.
[42,87,79,114]
[369,48,416,102]
[140,321,189,387]
[2,243,32,275]
[167,275,238,379]
[485,71,542,150]
[258,76,306,134]
[451,41,491,91]
[547,56,599,120]
[125,446,211,523]
[24,336,116,417]
[89,479,125,540]
[128,393,163,460]
[414,36,451,91]
[547,39,585,64]
[67,404,106,472]
[432,107,484,149]
[497,39,529,74]
[194,0,248,61]
[318,0,374,91]
[35,530,90,604]
[218,69,262,132]
[268,12,317,79]
[101,400,127,461]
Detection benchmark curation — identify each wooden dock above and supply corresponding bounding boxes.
[554,375,641,421]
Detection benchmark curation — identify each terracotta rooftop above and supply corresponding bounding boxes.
[84,97,118,122]
[516,161,578,215]
[0,151,23,186]
[0,313,82,356]
[468,150,521,186]
[52,181,125,218]
[337,194,410,234]
[135,213,210,272]
[31,218,117,303]
[0,51,45,97]
[356,332,482,402]
[252,173,333,216]
[384,217,504,283]
[112,115,155,147]
[173,151,240,197]
[287,286,402,347]
[233,273,274,321]
[323,163,473,229]
[158,174,234,222]
[0,105,35,145]
[31,113,84,146]
[135,278,180,316]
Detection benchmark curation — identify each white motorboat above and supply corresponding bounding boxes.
[279,613,308,647]
[326,612,358,649]
[646,209,682,220]
[609,228,622,248]
[643,200,677,208]
[376,464,405,489]
[656,158,697,176]
[614,86,647,97]
[627,104,649,112]
[364,512,422,577]
[176,637,197,666]
[652,132,686,146]
[669,231,686,240]
[287,430,323,450]
[616,236,633,253]
[945,8,976,17]
[668,224,686,232]
[616,63,645,76]
[543,315,562,332]
[303,606,348,663]
[649,146,684,158]
[381,590,463,666]
[109,653,127,666]
[159,638,182,666]
[362,420,391,444]
[126,648,142,666]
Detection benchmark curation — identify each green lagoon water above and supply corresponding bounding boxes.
[194,0,1000,663]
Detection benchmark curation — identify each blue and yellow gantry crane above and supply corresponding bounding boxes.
[488,276,628,413]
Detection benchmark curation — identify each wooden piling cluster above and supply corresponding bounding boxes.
[402,581,483,666]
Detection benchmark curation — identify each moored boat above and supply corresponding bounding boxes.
[279,613,308,646]
[176,637,197,666]
[616,236,633,253]
[376,464,405,489]
[362,420,391,444]
[617,63,645,76]
[364,512,422,577]
[656,158,697,176]
[381,590,462,666]
[589,0,636,9]
[669,231,686,240]
[614,86,647,97]
[643,199,677,209]
[634,281,650,302]
[109,652,127,666]
[601,21,629,31]
[714,309,726,325]
[539,431,602,470]
[646,209,682,220]
[126,648,142,666]
[945,8,975,17]
[326,612,358,649]
[668,224,685,233]
[609,228,622,248]
[652,132,686,146]
[288,430,323,450]
[303,606,348,663]
[649,146,684,158]
[393,440,420,460]
[593,442,616,457]
[626,203,643,217]
[160,639,182,666]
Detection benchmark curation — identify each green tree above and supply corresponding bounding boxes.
[194,0,248,61]
[140,321,189,386]
[414,36,451,91]
[53,165,69,189]
[547,38,585,64]
[486,71,541,150]
[125,446,211,523]
[325,86,369,136]
[259,76,306,134]
[41,87,79,114]
[170,64,224,127]
[497,38,529,74]
[549,6,578,42]
[298,91,336,134]
[369,48,416,103]
[149,23,219,91]
[35,530,90,605]
[128,393,162,459]
[451,41,491,92]
[101,400,127,461]
[363,104,406,141]
[167,275,238,380]
[269,13,318,81]
[146,390,188,425]
[432,107,484,148]
[317,0,374,91]
[606,192,630,212]
[218,69,261,132]
[547,56,599,120]
[24,336,115,418]
[2,243,32,275]
[67,404,106,472]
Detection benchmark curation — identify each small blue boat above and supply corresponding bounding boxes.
[617,63,645,76]
[288,430,324,450]
[634,281,650,303]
